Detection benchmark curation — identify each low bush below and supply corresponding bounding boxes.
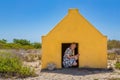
[0,51,36,78]
[115,62,120,70]
[0,39,41,50]
[18,66,36,78]
[0,52,22,73]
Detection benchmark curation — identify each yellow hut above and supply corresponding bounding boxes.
[41,9,107,69]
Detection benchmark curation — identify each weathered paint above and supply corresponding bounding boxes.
[41,9,107,69]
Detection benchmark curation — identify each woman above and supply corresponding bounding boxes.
[63,43,79,68]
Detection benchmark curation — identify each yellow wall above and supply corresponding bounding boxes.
[41,9,107,69]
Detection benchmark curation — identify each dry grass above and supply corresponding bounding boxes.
[108,53,117,60]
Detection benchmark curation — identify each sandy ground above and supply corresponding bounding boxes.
[0,61,120,80]
[12,68,120,80]
[24,60,120,80]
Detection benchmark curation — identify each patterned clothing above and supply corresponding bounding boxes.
[63,48,76,68]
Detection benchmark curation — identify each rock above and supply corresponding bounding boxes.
[47,63,56,71]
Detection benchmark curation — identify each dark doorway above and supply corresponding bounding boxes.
[62,43,79,68]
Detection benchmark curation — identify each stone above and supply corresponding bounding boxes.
[47,63,56,71]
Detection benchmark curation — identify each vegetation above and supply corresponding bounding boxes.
[0,39,41,50]
[24,53,41,62]
[0,51,36,78]
[0,39,120,50]
[108,78,120,80]
[108,53,117,60]
[19,66,36,78]
[108,40,120,49]
[115,62,120,70]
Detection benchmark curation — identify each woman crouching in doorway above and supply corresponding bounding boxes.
[63,43,79,68]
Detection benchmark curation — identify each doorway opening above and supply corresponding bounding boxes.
[62,43,79,68]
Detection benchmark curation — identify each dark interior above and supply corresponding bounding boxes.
[62,43,79,68]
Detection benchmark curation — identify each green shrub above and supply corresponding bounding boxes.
[19,66,36,78]
[0,52,22,73]
[0,51,36,78]
[22,45,34,50]
[13,39,31,45]
[115,62,120,70]
[0,39,41,50]
[108,40,120,49]
[0,39,7,44]
[32,42,41,49]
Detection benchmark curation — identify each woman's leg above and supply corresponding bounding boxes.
[72,61,77,66]
[74,55,79,60]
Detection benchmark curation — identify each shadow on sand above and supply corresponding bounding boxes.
[41,68,113,76]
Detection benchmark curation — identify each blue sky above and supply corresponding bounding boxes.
[0,0,120,42]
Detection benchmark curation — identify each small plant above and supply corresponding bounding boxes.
[116,54,120,63]
[19,66,36,78]
[24,53,41,62]
[115,62,120,70]
[108,53,116,60]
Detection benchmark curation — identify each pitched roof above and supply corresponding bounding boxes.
[46,9,106,37]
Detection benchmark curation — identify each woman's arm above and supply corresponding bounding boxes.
[66,54,75,59]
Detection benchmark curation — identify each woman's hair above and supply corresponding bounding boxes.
[71,42,77,45]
